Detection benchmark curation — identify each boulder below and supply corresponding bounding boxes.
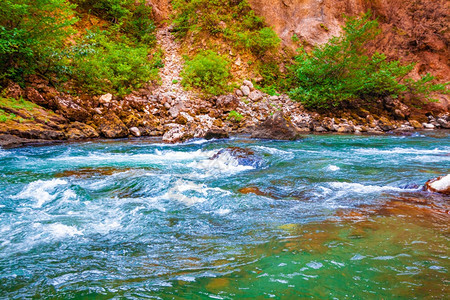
[162,125,190,143]
[54,96,90,122]
[93,113,129,138]
[99,93,113,104]
[248,90,263,102]
[241,85,251,96]
[251,111,302,140]
[425,174,450,195]
[66,122,99,140]
[211,147,264,168]
[204,128,229,140]
[409,120,423,129]
[243,80,254,90]
[378,117,396,131]
[25,88,47,107]
[337,124,355,133]
[129,127,141,137]
[216,95,240,112]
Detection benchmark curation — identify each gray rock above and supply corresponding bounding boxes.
[241,85,250,96]
[243,80,254,90]
[248,90,263,102]
[251,111,302,140]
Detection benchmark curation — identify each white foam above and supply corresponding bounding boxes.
[329,182,418,193]
[44,223,83,238]
[325,165,340,171]
[188,151,254,176]
[253,146,294,157]
[215,208,231,215]
[90,220,122,235]
[355,147,450,155]
[50,149,217,164]
[12,179,67,208]
[163,179,230,206]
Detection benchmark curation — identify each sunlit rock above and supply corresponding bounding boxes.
[425,174,450,195]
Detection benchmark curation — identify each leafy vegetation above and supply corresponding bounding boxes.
[68,30,160,95]
[172,0,279,56]
[181,50,231,95]
[227,110,243,122]
[0,0,160,96]
[0,0,77,84]
[289,12,448,109]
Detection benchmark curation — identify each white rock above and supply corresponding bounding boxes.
[99,93,112,104]
[426,174,450,194]
[423,123,435,129]
[243,80,254,89]
[129,127,141,137]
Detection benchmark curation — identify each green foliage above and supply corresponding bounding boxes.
[0,0,158,96]
[0,0,77,84]
[72,0,156,45]
[172,0,279,56]
[181,50,231,95]
[0,96,42,112]
[0,109,15,122]
[289,12,448,109]
[68,30,158,96]
[227,110,243,122]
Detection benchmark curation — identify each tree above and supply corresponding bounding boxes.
[289,12,447,109]
[0,0,77,85]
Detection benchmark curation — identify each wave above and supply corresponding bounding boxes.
[12,179,68,208]
[188,151,255,176]
[49,149,218,164]
[328,182,420,193]
[355,147,450,155]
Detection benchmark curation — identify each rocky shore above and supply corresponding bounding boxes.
[0,26,448,147]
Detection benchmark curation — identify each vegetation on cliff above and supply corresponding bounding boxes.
[0,0,160,95]
[172,0,282,95]
[288,13,448,109]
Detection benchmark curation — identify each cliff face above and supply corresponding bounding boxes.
[247,0,449,79]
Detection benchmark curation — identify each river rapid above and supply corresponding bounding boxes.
[0,132,449,299]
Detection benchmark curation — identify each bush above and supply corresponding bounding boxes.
[289,12,447,109]
[181,50,231,95]
[173,0,279,56]
[69,30,158,95]
[227,110,243,122]
[0,0,77,85]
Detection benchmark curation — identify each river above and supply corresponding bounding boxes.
[0,132,449,298]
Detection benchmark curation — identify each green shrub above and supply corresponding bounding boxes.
[289,12,448,109]
[181,50,230,95]
[227,110,243,122]
[69,30,158,95]
[172,0,279,56]
[0,0,77,85]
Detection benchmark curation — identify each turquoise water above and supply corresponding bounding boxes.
[0,132,449,299]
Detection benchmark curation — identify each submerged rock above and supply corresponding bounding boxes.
[251,111,302,140]
[425,174,450,195]
[211,147,264,168]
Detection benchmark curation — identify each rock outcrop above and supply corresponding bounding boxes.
[251,111,302,140]
[425,175,450,195]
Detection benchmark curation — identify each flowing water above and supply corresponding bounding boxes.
[0,132,449,299]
